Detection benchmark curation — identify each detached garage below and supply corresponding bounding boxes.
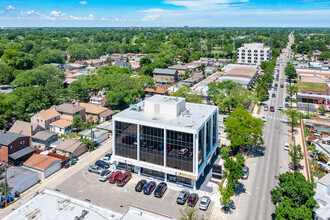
[1,166,40,197]
[23,154,61,179]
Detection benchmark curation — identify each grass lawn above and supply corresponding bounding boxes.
[297,82,326,92]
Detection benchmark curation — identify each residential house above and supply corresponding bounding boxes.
[145,87,169,97]
[130,61,141,70]
[89,96,106,106]
[114,61,131,68]
[153,68,178,87]
[23,154,61,179]
[9,120,44,137]
[168,63,190,78]
[74,60,88,66]
[78,128,109,144]
[31,108,60,130]
[110,53,124,61]
[0,131,34,164]
[55,103,86,122]
[86,59,104,67]
[54,139,88,158]
[49,120,72,135]
[76,103,114,122]
[0,166,40,197]
[314,174,330,220]
[31,130,58,150]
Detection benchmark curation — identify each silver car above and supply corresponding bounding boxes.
[242,166,249,179]
[88,165,104,174]
[99,170,112,182]
[199,196,211,211]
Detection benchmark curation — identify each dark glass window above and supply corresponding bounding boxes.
[166,130,193,172]
[141,167,164,179]
[114,121,137,159]
[206,120,211,155]
[140,125,164,166]
[213,113,217,146]
[198,127,204,168]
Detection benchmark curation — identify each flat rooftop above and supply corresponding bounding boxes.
[2,188,122,220]
[114,96,217,132]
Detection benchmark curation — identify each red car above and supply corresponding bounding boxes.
[116,172,132,187]
[270,106,275,112]
[109,171,122,184]
[187,193,199,207]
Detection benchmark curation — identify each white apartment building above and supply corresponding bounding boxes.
[237,43,272,65]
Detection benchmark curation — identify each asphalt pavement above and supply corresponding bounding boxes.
[230,33,294,220]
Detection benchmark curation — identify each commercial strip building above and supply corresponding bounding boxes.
[112,95,218,189]
[237,43,271,65]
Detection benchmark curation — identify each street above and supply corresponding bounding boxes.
[230,33,294,220]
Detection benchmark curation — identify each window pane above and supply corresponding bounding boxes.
[114,121,137,160]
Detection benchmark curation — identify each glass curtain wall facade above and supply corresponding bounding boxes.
[140,125,164,166]
[212,114,217,146]
[198,128,204,168]
[166,130,193,172]
[115,121,137,159]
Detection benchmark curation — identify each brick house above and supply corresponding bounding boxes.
[0,131,34,163]
[153,68,178,86]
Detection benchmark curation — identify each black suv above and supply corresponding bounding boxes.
[95,160,110,169]
[154,182,167,198]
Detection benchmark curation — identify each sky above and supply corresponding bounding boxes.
[0,0,329,27]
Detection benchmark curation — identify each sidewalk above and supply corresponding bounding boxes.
[294,125,309,180]
[0,137,113,218]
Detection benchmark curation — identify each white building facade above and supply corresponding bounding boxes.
[237,43,272,65]
[112,95,218,189]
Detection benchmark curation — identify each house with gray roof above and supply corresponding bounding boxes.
[153,68,178,85]
[55,103,86,122]
[53,139,88,158]
[114,61,131,68]
[9,120,44,137]
[0,166,40,197]
[78,128,109,144]
[32,130,58,150]
[0,131,34,164]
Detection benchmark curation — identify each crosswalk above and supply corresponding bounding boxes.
[263,115,287,122]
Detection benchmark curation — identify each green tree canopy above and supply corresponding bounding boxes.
[270,172,317,220]
[285,63,297,81]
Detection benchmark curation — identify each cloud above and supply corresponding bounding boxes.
[6,5,15,10]
[142,15,160,22]
[50,10,62,16]
[79,1,87,5]
[69,14,94,20]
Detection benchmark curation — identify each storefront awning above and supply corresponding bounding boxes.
[9,146,35,160]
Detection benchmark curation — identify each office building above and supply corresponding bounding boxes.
[112,95,218,189]
[237,43,271,65]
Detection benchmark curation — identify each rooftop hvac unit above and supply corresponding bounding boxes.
[130,104,141,111]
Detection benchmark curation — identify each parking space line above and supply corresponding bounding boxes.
[160,191,168,203]
[171,196,177,206]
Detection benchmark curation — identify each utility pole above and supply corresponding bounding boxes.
[90,127,94,151]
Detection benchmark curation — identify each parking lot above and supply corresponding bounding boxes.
[54,160,215,219]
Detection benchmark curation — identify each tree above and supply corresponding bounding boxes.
[270,172,317,220]
[180,48,191,63]
[282,108,302,127]
[225,106,265,148]
[68,44,89,60]
[0,182,12,195]
[285,63,297,81]
[219,182,234,208]
[170,86,203,104]
[179,205,200,220]
[318,104,326,115]
[0,61,15,84]
[72,115,83,130]
[289,144,304,167]
[183,69,190,80]
[139,57,152,66]
[286,84,299,97]
[297,42,311,54]
[318,51,330,61]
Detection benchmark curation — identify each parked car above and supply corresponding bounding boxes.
[278,105,283,110]
[242,166,249,179]
[199,196,211,211]
[264,105,268,111]
[274,87,277,91]
[187,193,199,207]
[280,84,284,88]
[95,160,110,169]
[270,106,275,112]
[285,103,289,108]
[101,153,112,164]
[261,116,267,122]
[177,190,190,205]
[88,165,104,174]
[284,143,290,151]
[99,170,112,182]
[116,172,132,187]
[144,181,156,195]
[178,148,188,157]
[154,182,167,198]
[275,84,278,87]
[109,171,122,183]
[272,93,276,98]
[135,179,147,192]
[285,95,290,102]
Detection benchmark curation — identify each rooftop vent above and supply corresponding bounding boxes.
[130,104,141,111]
